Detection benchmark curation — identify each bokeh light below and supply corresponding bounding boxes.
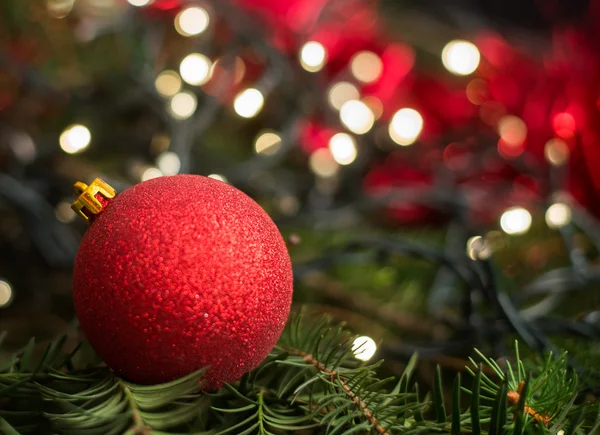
[328,82,360,111]
[179,53,212,86]
[169,91,198,120]
[544,138,570,166]
[350,51,383,83]
[309,148,339,178]
[155,70,182,98]
[254,131,282,155]
[500,207,532,235]
[497,115,527,146]
[545,203,572,229]
[0,280,12,308]
[175,6,210,37]
[299,41,327,72]
[47,0,75,18]
[339,100,375,135]
[127,0,151,6]
[141,167,163,181]
[352,336,377,361]
[389,108,423,146]
[55,201,76,223]
[208,174,228,183]
[233,88,264,118]
[328,133,357,165]
[59,124,91,154]
[156,151,181,175]
[466,235,491,260]
[441,40,480,75]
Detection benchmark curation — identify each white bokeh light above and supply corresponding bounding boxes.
[350,51,383,83]
[59,124,91,154]
[233,88,264,118]
[127,0,151,6]
[442,40,480,76]
[339,100,375,135]
[328,133,357,165]
[208,174,228,183]
[175,6,210,37]
[179,53,212,86]
[0,280,12,308]
[500,207,532,235]
[328,82,360,111]
[545,203,572,229]
[156,151,181,175]
[155,70,182,98]
[169,91,198,120]
[389,108,423,146]
[309,148,339,178]
[255,131,282,155]
[299,41,327,72]
[352,336,377,361]
[141,167,163,182]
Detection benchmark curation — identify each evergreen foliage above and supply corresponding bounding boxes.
[1,314,597,434]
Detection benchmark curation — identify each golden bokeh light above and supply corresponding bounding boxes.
[0,280,12,308]
[352,336,377,361]
[155,70,182,98]
[309,148,339,178]
[254,131,282,155]
[350,51,383,84]
[328,82,360,111]
[544,138,570,166]
[156,151,181,175]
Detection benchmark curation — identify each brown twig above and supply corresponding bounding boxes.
[283,346,390,435]
[507,381,552,426]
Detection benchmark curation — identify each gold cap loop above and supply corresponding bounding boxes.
[71,178,116,224]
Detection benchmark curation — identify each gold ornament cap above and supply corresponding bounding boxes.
[71,178,117,224]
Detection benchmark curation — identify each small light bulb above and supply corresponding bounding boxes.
[59,124,91,154]
[155,70,182,98]
[0,280,12,308]
[309,148,339,178]
[179,53,212,86]
[328,82,360,111]
[500,207,532,235]
[156,151,181,175]
[329,133,357,165]
[350,51,383,84]
[233,88,264,118]
[545,203,571,229]
[169,91,197,120]
[339,100,375,135]
[299,41,327,72]
[208,174,228,183]
[175,6,210,37]
[442,40,480,76]
[141,167,163,181]
[352,336,377,361]
[127,0,151,6]
[389,108,423,146]
[254,131,282,155]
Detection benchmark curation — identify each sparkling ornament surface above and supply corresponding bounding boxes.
[73,175,293,389]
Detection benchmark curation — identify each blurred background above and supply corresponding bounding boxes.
[1,0,600,378]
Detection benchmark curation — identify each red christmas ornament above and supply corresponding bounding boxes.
[71,175,293,390]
